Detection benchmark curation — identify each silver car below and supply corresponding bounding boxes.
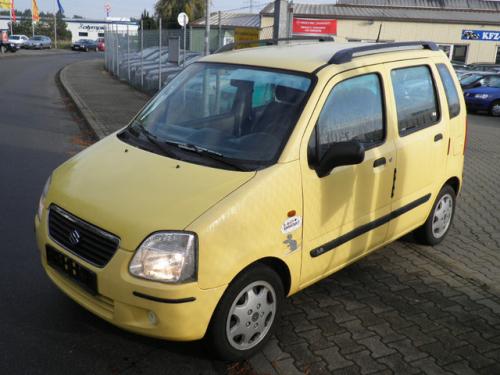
[25,36,52,49]
[8,35,29,49]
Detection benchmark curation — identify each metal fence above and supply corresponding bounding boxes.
[105,26,198,94]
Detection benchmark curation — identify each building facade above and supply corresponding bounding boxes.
[66,18,138,43]
[260,0,500,64]
[0,16,138,43]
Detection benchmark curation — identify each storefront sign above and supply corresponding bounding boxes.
[462,29,500,41]
[293,18,337,35]
[234,28,259,49]
[79,23,105,32]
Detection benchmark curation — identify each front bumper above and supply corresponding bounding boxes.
[35,212,226,341]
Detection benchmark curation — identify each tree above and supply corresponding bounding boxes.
[140,10,157,30]
[155,0,206,28]
[11,11,71,41]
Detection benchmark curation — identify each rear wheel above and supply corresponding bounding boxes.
[490,101,500,117]
[206,264,284,361]
[415,185,456,246]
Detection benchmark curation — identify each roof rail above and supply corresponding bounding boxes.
[215,36,334,54]
[329,41,439,64]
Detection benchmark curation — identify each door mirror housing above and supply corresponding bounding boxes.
[316,141,365,178]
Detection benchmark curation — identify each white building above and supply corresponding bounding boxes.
[0,16,138,42]
[65,18,138,42]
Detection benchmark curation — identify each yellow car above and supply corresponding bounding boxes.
[35,41,466,360]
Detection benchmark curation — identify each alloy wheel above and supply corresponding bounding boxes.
[226,281,276,351]
[432,193,453,239]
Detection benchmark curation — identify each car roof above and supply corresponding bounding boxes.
[202,41,444,74]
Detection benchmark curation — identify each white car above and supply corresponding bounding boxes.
[8,35,29,49]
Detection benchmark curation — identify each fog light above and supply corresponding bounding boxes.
[148,310,158,325]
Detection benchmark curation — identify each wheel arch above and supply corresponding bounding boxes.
[444,176,461,196]
[229,257,292,297]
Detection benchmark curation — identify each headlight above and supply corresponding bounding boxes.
[474,94,489,99]
[37,176,52,219]
[129,232,197,283]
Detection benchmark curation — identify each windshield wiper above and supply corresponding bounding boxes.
[135,125,178,159]
[165,140,248,171]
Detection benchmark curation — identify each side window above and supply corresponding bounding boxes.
[316,74,385,159]
[437,64,461,119]
[391,66,440,135]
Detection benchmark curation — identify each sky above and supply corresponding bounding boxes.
[11,0,337,19]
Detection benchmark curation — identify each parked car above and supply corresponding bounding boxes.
[97,37,105,52]
[459,72,498,90]
[72,39,98,52]
[143,52,202,92]
[467,63,500,72]
[8,34,29,49]
[25,35,52,49]
[35,41,466,361]
[464,75,500,116]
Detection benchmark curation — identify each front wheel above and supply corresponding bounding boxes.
[490,101,500,117]
[415,185,456,245]
[206,264,284,361]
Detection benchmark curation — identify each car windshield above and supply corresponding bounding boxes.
[10,36,19,40]
[126,63,312,169]
[33,36,43,40]
[460,74,483,85]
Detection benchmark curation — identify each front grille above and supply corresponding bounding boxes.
[48,205,120,267]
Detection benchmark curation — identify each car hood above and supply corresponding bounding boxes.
[49,134,256,251]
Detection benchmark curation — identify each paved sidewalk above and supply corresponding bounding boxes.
[60,59,150,139]
[61,59,500,375]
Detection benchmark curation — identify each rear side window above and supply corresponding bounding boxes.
[391,66,439,135]
[316,74,384,159]
[437,64,461,118]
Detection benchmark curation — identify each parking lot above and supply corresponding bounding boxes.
[0,51,499,375]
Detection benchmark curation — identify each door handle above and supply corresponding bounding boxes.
[434,133,443,142]
[373,157,386,168]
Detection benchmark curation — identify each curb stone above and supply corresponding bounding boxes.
[59,62,108,140]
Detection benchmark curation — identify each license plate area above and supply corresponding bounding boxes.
[46,245,98,295]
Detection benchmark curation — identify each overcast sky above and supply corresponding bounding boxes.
[11,0,337,19]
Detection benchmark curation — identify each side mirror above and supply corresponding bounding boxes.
[472,82,481,88]
[316,141,365,178]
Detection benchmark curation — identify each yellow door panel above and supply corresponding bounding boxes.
[384,60,448,238]
[299,65,396,286]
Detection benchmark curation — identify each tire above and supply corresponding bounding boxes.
[415,185,456,246]
[206,264,284,361]
[490,101,500,117]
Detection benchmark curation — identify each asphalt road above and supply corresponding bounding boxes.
[0,52,225,375]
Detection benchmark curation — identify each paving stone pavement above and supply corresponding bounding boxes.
[63,60,500,375]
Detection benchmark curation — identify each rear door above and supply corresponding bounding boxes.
[385,61,448,238]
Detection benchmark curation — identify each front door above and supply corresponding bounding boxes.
[300,67,396,288]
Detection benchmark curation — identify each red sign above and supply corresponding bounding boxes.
[293,18,337,35]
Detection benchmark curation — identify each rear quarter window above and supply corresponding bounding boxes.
[391,65,440,136]
[437,64,461,119]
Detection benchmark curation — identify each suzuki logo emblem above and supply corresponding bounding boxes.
[69,230,81,246]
